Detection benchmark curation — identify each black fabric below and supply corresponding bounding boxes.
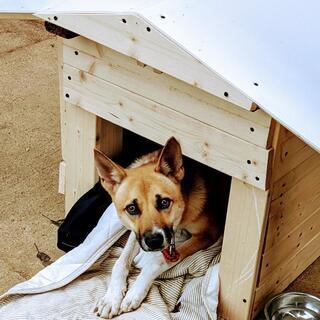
[57,181,111,252]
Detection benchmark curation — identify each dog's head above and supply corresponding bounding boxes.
[94,137,185,252]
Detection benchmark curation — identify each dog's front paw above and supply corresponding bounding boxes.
[94,283,127,319]
[119,285,148,314]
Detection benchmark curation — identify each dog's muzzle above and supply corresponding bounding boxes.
[143,232,164,251]
[140,226,174,252]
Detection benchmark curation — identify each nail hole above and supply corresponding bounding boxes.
[284,151,288,157]
[122,18,127,23]
[224,91,229,97]
[280,193,283,197]
[255,176,260,181]
[53,16,58,21]
[276,280,279,284]
[250,127,255,132]
[266,263,269,268]
[160,15,166,19]
[299,232,302,237]
[67,76,71,80]
[297,243,300,248]
[254,82,259,86]
[74,51,79,55]
[247,160,251,164]
[65,93,70,98]
[146,27,151,32]
[282,183,286,187]
[243,299,247,303]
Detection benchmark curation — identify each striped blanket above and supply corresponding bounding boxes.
[0,204,221,320]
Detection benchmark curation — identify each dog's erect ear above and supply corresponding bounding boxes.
[94,148,126,194]
[155,137,184,182]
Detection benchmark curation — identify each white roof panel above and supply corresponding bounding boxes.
[25,0,320,151]
[0,0,51,13]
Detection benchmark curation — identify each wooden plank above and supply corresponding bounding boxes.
[251,126,320,315]
[273,133,316,182]
[57,37,67,162]
[265,164,320,250]
[36,13,254,110]
[64,102,98,213]
[64,102,123,213]
[218,178,270,320]
[63,64,272,189]
[272,152,320,201]
[260,206,320,281]
[266,192,320,251]
[253,232,320,316]
[63,38,272,147]
[269,165,320,219]
[280,134,306,159]
[58,161,65,194]
[95,117,123,178]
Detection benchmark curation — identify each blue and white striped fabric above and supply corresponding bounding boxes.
[0,203,221,320]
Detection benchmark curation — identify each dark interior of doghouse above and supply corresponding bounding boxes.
[58,129,231,251]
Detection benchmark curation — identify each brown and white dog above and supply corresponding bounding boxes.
[93,137,230,319]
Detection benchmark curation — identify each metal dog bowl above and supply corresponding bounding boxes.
[264,292,320,320]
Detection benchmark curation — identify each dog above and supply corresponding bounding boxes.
[93,137,230,318]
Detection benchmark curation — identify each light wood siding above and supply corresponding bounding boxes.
[63,102,122,213]
[63,37,272,148]
[40,14,255,110]
[62,64,272,189]
[219,178,270,319]
[252,126,320,316]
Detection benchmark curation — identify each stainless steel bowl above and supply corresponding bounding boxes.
[264,292,320,320]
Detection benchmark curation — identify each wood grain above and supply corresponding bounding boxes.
[38,13,254,110]
[63,38,272,147]
[219,178,270,319]
[253,232,320,316]
[63,64,272,189]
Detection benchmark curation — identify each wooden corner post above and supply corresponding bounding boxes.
[63,104,123,214]
[219,178,270,319]
[58,38,123,214]
[57,38,122,214]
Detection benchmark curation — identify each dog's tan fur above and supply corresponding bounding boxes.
[93,137,230,318]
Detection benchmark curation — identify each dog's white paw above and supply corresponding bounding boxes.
[119,285,148,313]
[94,282,127,319]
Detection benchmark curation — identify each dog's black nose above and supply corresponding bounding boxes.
[144,232,164,250]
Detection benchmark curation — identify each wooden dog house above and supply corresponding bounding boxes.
[2,1,320,318]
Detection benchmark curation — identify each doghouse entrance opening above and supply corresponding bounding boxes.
[116,129,232,235]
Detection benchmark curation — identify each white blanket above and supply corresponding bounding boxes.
[0,204,221,320]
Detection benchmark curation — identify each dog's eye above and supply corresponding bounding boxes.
[125,203,140,215]
[157,197,171,210]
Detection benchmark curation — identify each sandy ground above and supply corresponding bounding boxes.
[0,19,318,314]
[0,19,64,292]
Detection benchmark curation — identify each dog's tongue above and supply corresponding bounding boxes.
[162,246,180,262]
